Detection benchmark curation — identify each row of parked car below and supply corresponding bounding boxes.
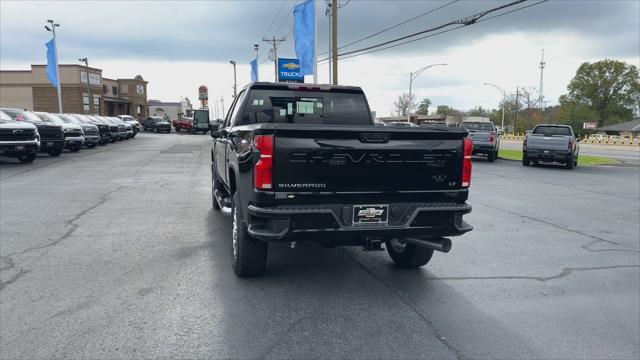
[0,108,141,163]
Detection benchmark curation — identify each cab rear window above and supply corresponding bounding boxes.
[239,89,371,126]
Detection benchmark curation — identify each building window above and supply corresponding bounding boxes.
[83,94,90,112]
[93,96,101,115]
[112,86,118,96]
[102,85,108,94]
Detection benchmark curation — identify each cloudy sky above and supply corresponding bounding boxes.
[1,0,638,116]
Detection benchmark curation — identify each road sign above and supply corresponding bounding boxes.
[277,58,304,83]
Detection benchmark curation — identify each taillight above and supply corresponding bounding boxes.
[523,136,527,148]
[254,135,273,190]
[489,131,495,144]
[462,137,473,188]
[568,139,573,150]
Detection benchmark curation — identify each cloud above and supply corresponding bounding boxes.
[1,0,638,117]
[1,0,638,64]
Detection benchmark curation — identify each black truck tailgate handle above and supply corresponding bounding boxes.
[360,132,390,143]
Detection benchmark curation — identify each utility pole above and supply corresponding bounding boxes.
[220,97,225,118]
[331,0,338,85]
[229,60,237,97]
[514,86,520,133]
[538,49,545,109]
[45,20,62,113]
[79,58,90,114]
[262,36,286,82]
[483,82,506,130]
[313,0,318,84]
[325,2,332,83]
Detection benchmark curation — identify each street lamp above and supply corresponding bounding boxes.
[79,57,91,114]
[229,60,237,98]
[483,82,506,130]
[45,19,62,113]
[408,63,446,118]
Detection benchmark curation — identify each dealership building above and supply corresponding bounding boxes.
[0,64,149,118]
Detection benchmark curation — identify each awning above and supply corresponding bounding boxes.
[104,97,132,104]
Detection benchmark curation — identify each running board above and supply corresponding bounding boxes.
[213,189,232,216]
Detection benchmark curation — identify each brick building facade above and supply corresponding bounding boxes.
[0,64,148,118]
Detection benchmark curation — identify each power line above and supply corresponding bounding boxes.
[335,0,527,59]
[319,0,548,62]
[263,0,289,39]
[274,0,295,35]
[319,0,458,56]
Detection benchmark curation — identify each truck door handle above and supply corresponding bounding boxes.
[360,132,390,143]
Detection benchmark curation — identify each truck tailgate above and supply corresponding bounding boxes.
[527,134,569,150]
[272,125,466,192]
[467,130,491,145]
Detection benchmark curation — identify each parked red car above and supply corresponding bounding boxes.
[173,116,193,132]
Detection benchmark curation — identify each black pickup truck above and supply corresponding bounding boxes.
[211,83,473,277]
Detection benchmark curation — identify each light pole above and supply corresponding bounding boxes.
[229,60,237,98]
[483,82,506,129]
[45,19,62,113]
[408,63,446,118]
[79,57,90,114]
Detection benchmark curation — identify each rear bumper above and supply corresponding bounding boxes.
[472,143,496,154]
[525,149,572,162]
[245,202,472,243]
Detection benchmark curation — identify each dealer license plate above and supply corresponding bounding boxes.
[47,142,55,147]
[15,145,25,151]
[353,205,388,224]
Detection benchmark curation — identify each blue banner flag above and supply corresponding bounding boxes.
[250,58,258,82]
[293,0,314,76]
[45,39,58,88]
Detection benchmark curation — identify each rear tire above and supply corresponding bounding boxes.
[487,151,496,162]
[70,146,80,152]
[17,153,36,163]
[231,192,267,277]
[175,127,180,133]
[522,157,531,166]
[386,238,434,268]
[565,155,575,169]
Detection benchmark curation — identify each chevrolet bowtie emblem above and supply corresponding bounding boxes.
[358,207,384,218]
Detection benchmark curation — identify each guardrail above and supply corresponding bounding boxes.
[500,134,640,146]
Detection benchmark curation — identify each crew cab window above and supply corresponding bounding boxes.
[533,126,572,136]
[225,90,246,128]
[239,89,371,126]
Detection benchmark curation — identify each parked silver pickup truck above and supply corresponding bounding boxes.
[523,124,579,169]
[460,121,499,162]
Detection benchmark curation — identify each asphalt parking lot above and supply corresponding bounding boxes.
[1,133,639,359]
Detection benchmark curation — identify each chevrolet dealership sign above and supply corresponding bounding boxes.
[277,58,304,83]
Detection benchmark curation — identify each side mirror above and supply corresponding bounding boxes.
[211,130,221,138]
[210,123,220,132]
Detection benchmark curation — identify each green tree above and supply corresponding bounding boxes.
[558,95,598,135]
[436,105,463,117]
[566,59,639,126]
[416,99,431,115]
